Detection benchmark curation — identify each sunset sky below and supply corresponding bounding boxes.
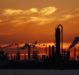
[0,0,79,43]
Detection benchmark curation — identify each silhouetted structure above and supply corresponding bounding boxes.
[66,49,70,60]
[16,51,20,60]
[63,49,66,60]
[4,52,8,60]
[51,46,55,58]
[69,37,79,49]
[55,24,63,61]
[0,24,79,69]
[32,51,38,60]
[21,43,31,60]
[24,53,26,61]
[28,45,31,60]
[42,55,48,61]
[48,45,51,58]
[0,50,5,61]
[66,37,79,60]
[74,47,76,60]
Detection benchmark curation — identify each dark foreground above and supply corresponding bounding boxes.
[0,60,79,69]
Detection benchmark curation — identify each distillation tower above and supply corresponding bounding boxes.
[55,24,63,60]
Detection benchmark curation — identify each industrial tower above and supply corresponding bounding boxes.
[55,24,63,60]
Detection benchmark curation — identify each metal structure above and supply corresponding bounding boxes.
[66,37,79,60]
[55,24,63,59]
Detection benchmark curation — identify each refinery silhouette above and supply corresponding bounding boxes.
[0,24,79,69]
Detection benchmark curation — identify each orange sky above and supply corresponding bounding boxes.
[0,0,79,43]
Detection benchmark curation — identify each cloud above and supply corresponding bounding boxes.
[1,6,57,26]
[3,9,23,16]
[59,14,74,21]
[3,7,57,16]
[40,7,57,16]
[0,7,79,42]
[27,16,53,25]
[3,8,38,16]
[0,7,79,27]
[63,14,74,19]
[30,8,38,13]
